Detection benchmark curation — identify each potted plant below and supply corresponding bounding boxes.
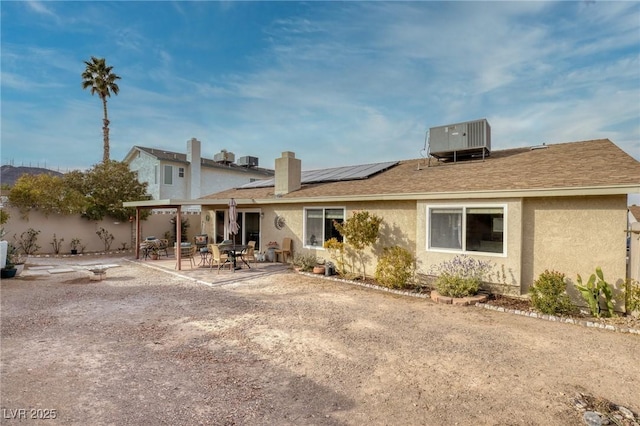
[70,238,81,255]
[1,242,17,278]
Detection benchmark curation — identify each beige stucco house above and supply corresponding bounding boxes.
[126,138,640,300]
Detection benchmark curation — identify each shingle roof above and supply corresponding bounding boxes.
[134,146,274,177]
[199,139,640,202]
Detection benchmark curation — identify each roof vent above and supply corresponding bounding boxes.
[238,156,259,167]
[214,149,235,164]
[429,118,491,161]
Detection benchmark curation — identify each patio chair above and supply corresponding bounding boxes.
[242,241,257,266]
[209,244,231,274]
[274,237,292,263]
[175,244,196,269]
[157,239,169,257]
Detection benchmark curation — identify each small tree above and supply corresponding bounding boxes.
[334,210,382,279]
[96,227,115,252]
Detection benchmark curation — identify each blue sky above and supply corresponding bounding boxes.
[2,1,639,178]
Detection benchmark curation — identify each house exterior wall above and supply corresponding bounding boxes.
[416,198,523,295]
[521,195,628,302]
[128,151,161,199]
[199,167,265,199]
[252,201,417,276]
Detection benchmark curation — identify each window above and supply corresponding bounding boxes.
[178,167,185,178]
[163,165,173,185]
[304,208,344,247]
[428,206,505,254]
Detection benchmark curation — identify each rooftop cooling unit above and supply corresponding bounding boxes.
[429,119,491,161]
[237,156,259,167]
[214,150,235,164]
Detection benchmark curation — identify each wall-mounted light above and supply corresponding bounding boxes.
[260,212,265,219]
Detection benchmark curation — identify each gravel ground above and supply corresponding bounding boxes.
[1,257,639,425]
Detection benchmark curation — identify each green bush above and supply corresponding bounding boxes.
[528,270,576,315]
[431,255,492,298]
[626,279,640,314]
[374,246,415,289]
[292,253,317,272]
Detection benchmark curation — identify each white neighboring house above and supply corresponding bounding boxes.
[123,138,273,211]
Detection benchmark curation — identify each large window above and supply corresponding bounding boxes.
[163,165,173,185]
[304,208,344,248]
[428,206,505,254]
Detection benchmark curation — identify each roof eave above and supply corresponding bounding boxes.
[123,199,203,208]
[203,184,640,205]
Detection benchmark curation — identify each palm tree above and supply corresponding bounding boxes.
[82,56,121,163]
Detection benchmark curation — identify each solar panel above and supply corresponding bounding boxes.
[240,160,398,189]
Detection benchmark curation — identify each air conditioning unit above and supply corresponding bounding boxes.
[237,156,259,167]
[429,119,491,160]
[214,150,235,164]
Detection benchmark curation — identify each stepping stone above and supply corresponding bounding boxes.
[48,268,76,274]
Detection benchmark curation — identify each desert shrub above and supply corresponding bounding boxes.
[292,253,317,272]
[528,270,576,315]
[50,234,64,254]
[375,246,415,289]
[576,267,615,318]
[14,228,41,255]
[430,255,492,298]
[626,279,640,314]
[96,227,115,252]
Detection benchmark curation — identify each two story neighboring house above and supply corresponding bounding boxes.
[123,138,274,208]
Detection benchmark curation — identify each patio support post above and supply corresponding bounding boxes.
[176,206,182,270]
[135,207,141,259]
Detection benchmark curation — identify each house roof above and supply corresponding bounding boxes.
[197,139,640,204]
[124,146,274,177]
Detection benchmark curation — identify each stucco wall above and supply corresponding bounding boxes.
[250,201,417,277]
[415,198,523,295]
[2,206,200,254]
[128,151,161,199]
[521,195,628,298]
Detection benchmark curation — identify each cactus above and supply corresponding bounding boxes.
[575,267,615,318]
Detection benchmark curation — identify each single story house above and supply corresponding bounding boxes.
[126,138,640,300]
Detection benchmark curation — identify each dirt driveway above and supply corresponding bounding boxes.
[1,258,638,425]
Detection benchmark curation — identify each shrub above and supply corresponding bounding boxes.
[575,267,615,318]
[528,270,576,315]
[14,228,41,255]
[96,227,115,252]
[375,246,415,289]
[50,234,64,254]
[626,279,640,314]
[292,253,317,272]
[430,255,492,298]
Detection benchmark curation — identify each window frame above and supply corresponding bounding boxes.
[178,167,185,178]
[303,206,346,249]
[426,204,507,256]
[163,165,173,185]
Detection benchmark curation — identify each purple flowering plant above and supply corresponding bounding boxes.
[430,255,493,298]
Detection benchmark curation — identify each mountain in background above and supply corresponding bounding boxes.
[1,165,64,187]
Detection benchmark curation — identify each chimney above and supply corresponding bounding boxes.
[186,138,201,199]
[275,151,301,196]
